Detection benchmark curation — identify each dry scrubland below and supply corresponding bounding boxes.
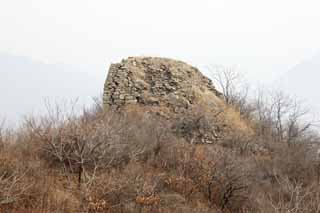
[1,68,320,212]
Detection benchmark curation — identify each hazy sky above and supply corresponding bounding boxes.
[1,0,320,81]
[2,0,320,125]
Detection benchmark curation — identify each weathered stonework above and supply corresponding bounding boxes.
[103,57,221,113]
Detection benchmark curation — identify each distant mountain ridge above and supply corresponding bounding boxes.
[0,53,104,125]
[278,52,320,117]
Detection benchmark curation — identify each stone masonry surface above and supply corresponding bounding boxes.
[103,57,221,113]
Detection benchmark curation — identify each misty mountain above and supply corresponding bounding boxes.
[279,52,320,117]
[0,53,105,125]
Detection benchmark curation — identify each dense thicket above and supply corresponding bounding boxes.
[1,72,320,212]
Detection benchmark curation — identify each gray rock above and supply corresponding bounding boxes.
[103,57,221,110]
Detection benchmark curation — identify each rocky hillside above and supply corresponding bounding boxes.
[1,57,319,212]
[103,57,250,145]
[103,57,222,113]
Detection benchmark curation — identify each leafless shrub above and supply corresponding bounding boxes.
[18,100,175,211]
[173,106,222,144]
[209,66,255,119]
[265,176,320,212]
[151,137,252,211]
[267,91,312,145]
[219,130,258,155]
[201,153,251,211]
[0,148,34,209]
[0,170,32,206]
[1,73,320,212]
[209,66,314,147]
[85,161,166,212]
[250,88,275,139]
[23,103,147,186]
[0,118,6,151]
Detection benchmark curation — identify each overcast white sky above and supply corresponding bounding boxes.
[2,0,320,125]
[1,0,320,81]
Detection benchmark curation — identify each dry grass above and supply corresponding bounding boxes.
[0,97,319,213]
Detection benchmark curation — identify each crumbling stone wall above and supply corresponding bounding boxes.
[103,57,221,113]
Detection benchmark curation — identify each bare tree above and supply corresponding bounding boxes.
[269,91,312,145]
[209,65,242,105]
[286,99,312,145]
[209,66,255,119]
[252,88,274,138]
[270,91,292,141]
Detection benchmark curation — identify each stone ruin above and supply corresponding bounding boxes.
[103,57,221,114]
[103,57,267,150]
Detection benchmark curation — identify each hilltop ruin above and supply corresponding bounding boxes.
[103,57,222,114]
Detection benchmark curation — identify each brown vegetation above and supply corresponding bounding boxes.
[1,71,320,212]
